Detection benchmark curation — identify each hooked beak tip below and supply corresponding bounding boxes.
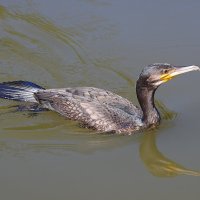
[185,65,200,71]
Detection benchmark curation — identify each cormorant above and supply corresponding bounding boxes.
[0,63,199,134]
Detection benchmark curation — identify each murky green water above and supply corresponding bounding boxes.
[0,1,200,199]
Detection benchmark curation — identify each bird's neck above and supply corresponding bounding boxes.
[136,80,160,127]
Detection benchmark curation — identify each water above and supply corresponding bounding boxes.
[0,0,200,199]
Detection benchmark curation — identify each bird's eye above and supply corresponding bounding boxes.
[163,69,169,74]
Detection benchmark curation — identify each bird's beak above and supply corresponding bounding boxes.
[161,65,200,82]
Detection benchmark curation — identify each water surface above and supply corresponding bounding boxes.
[0,1,200,200]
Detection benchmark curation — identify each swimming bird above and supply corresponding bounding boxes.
[0,63,199,134]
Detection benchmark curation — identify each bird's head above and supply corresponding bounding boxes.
[138,63,200,89]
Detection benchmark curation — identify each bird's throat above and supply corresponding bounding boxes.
[136,83,160,127]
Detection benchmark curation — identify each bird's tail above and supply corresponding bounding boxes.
[0,81,45,103]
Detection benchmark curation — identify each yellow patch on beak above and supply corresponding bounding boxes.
[160,73,173,82]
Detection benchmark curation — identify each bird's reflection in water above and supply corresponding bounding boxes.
[140,131,200,177]
[139,101,200,177]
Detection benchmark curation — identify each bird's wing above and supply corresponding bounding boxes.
[34,88,142,132]
[41,87,140,115]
